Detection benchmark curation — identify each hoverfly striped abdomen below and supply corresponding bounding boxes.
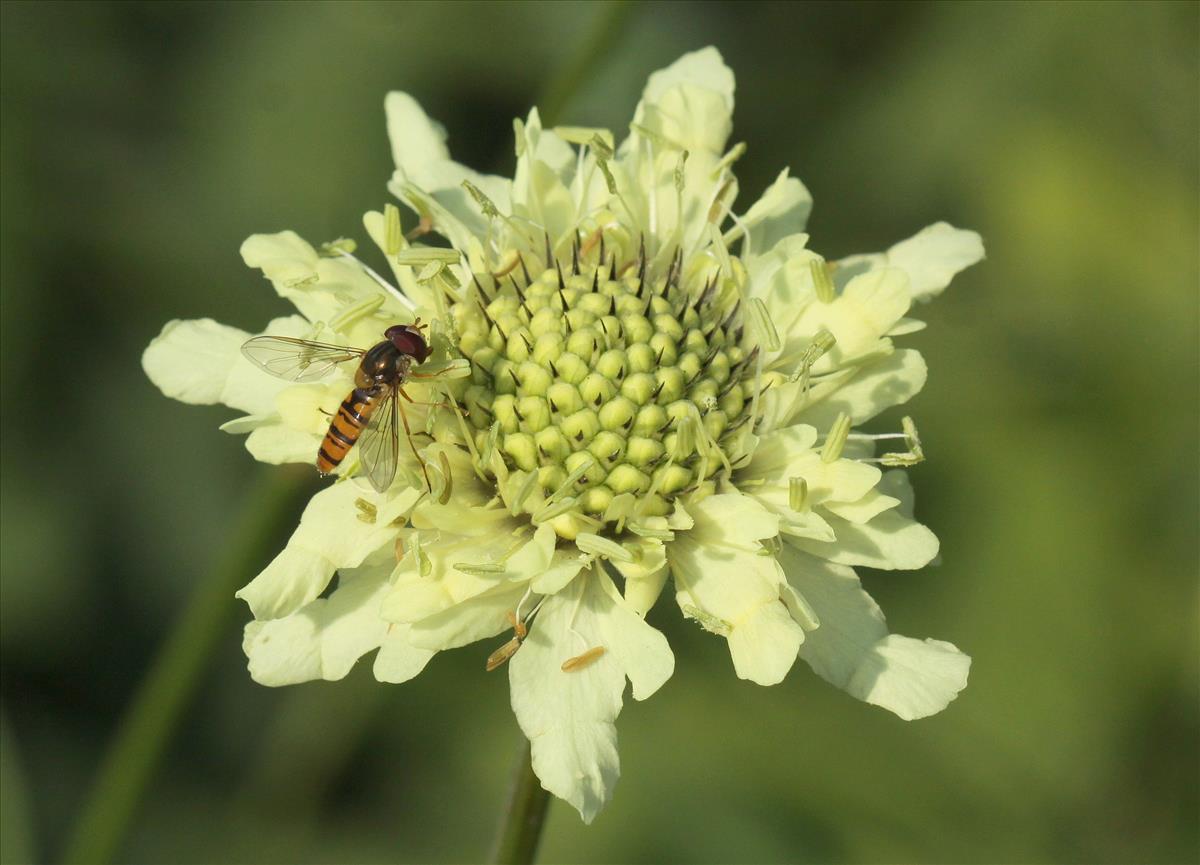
[317,386,383,475]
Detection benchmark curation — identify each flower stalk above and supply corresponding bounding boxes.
[62,470,312,865]
[490,739,553,865]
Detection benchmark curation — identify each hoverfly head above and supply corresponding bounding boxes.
[385,323,432,362]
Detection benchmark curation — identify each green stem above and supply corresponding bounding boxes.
[537,0,637,127]
[489,739,552,865]
[61,469,310,865]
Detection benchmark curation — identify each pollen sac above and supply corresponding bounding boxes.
[454,243,758,537]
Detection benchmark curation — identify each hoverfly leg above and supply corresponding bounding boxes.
[398,386,454,411]
[396,399,432,492]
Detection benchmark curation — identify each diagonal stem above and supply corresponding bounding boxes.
[489,738,552,865]
[61,469,311,865]
[536,0,636,127]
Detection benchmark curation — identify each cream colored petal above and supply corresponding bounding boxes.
[237,482,420,620]
[372,624,435,684]
[144,315,309,417]
[725,600,803,686]
[885,222,984,302]
[739,169,813,256]
[530,548,591,594]
[822,488,901,524]
[593,573,674,700]
[385,91,452,179]
[142,318,247,407]
[668,493,804,685]
[508,576,619,823]
[782,547,968,719]
[833,223,983,303]
[615,538,669,616]
[742,424,881,504]
[509,571,671,823]
[797,348,928,429]
[242,564,393,686]
[240,232,342,324]
[644,46,734,105]
[385,92,512,252]
[793,267,912,367]
[789,506,939,571]
[406,580,529,651]
[244,423,321,466]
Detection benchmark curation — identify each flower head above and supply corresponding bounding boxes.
[143,47,982,822]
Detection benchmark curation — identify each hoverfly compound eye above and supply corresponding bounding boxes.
[385,324,432,361]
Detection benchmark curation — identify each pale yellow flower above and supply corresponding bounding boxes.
[143,47,982,822]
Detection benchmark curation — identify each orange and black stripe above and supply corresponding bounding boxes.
[317,387,379,475]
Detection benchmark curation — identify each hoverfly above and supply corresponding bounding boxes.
[241,321,444,493]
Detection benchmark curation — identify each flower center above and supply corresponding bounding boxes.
[452,240,759,539]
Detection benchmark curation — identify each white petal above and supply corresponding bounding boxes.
[791,505,940,570]
[669,493,805,685]
[385,92,512,253]
[822,488,901,524]
[142,318,247,407]
[593,575,674,701]
[797,348,928,429]
[242,564,391,686]
[781,546,968,719]
[848,635,971,720]
[615,538,669,616]
[508,571,672,823]
[244,423,321,465]
[512,109,578,243]
[643,45,735,101]
[144,317,309,417]
[373,624,435,684]
[725,600,803,686]
[739,169,813,256]
[619,47,736,248]
[795,267,912,365]
[385,91,452,180]
[885,222,984,302]
[237,482,420,620]
[239,232,340,324]
[406,581,528,651]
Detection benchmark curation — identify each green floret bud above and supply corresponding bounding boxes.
[451,247,759,539]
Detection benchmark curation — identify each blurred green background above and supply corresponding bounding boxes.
[2,2,1197,863]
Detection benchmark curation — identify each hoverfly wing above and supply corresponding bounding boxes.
[241,336,364,382]
[357,385,401,493]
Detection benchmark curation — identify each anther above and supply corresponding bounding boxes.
[547,357,559,377]
[519,332,533,353]
[598,232,606,265]
[572,235,581,275]
[591,268,600,292]
[517,251,532,285]
[544,231,554,269]
[789,477,808,511]
[561,647,606,672]
[820,412,852,463]
[555,258,566,291]
[636,234,647,286]
[811,258,837,303]
[508,368,521,388]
